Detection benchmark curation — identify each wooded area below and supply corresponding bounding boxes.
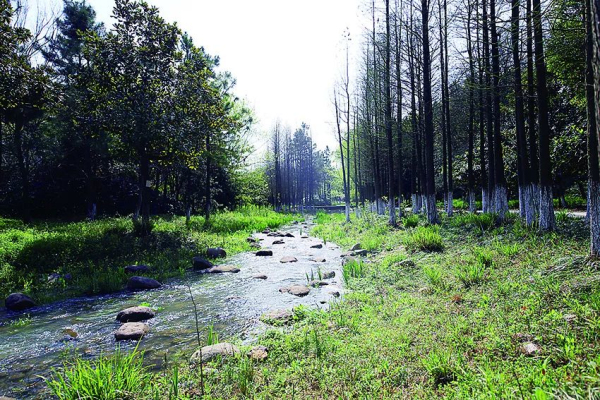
[0,0,255,234]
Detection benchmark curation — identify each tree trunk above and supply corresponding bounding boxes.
[587,0,600,256]
[466,0,476,213]
[532,0,556,230]
[385,0,396,225]
[526,0,540,220]
[13,119,30,223]
[422,0,439,224]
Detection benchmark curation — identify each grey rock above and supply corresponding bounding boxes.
[193,256,214,270]
[321,271,335,279]
[124,265,149,274]
[117,306,155,322]
[256,250,273,257]
[250,243,261,249]
[272,240,285,245]
[279,285,310,297]
[115,322,149,341]
[126,276,161,291]
[207,248,227,259]
[5,293,35,312]
[246,237,259,243]
[521,342,541,356]
[353,249,368,256]
[310,244,323,249]
[253,274,268,280]
[310,257,326,263]
[280,256,298,263]
[207,265,240,273]
[350,243,362,251]
[309,280,329,287]
[260,309,293,325]
[191,343,240,363]
[301,235,309,239]
[285,233,295,238]
[248,345,268,361]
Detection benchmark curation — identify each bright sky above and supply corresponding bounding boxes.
[43,0,364,154]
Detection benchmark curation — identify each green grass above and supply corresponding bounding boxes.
[0,206,299,304]
[48,346,150,399]
[45,209,600,399]
[405,226,444,252]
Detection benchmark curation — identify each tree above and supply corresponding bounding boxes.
[589,0,600,256]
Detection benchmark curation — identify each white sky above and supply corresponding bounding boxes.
[53,0,365,154]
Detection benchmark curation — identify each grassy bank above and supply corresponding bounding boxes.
[48,210,600,399]
[0,206,298,305]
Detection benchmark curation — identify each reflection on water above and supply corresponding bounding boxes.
[0,222,343,399]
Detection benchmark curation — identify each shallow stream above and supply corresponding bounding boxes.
[0,221,343,399]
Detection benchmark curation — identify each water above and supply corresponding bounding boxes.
[0,222,343,399]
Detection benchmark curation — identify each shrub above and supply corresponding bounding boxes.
[404,226,443,252]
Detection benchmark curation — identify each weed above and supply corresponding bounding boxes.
[423,265,446,289]
[422,350,457,387]
[455,262,487,288]
[402,214,420,228]
[342,258,365,283]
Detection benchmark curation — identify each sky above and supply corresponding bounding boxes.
[37,0,365,155]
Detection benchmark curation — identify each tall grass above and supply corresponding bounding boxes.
[342,259,366,283]
[404,226,444,252]
[48,346,149,400]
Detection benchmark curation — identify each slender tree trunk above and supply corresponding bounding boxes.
[526,0,539,220]
[422,0,438,224]
[512,0,531,224]
[205,134,212,221]
[483,0,496,212]
[335,90,350,222]
[466,1,476,213]
[439,0,449,212]
[385,0,396,225]
[532,0,555,230]
[395,0,404,217]
[14,120,30,223]
[587,0,600,256]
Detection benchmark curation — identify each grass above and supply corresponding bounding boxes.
[405,226,444,252]
[48,346,149,399]
[0,206,299,304]
[45,208,600,399]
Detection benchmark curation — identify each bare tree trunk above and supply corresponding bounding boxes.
[466,0,476,213]
[587,0,600,256]
[526,0,539,222]
[532,0,556,230]
[422,0,439,224]
[385,0,396,225]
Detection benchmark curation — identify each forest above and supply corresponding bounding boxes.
[1,0,600,398]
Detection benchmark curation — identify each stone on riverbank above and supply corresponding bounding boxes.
[207,247,227,259]
[207,265,240,273]
[350,243,362,251]
[279,285,310,297]
[272,240,285,245]
[117,306,155,322]
[126,276,162,291]
[321,271,335,279]
[260,309,294,325]
[310,257,326,263]
[191,343,240,363]
[124,265,149,274]
[5,293,36,312]
[248,346,268,361]
[310,244,323,249]
[280,256,298,263]
[253,274,268,280]
[193,256,214,270]
[115,322,149,341]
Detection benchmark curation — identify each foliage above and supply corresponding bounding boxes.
[404,226,444,252]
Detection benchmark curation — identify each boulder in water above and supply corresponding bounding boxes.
[207,248,227,259]
[309,280,329,287]
[5,293,35,312]
[193,256,214,270]
[280,256,298,263]
[253,274,268,280]
[191,343,240,363]
[246,237,259,243]
[272,240,285,245]
[126,276,161,291]
[285,233,295,238]
[310,244,323,249]
[117,306,155,322]
[279,285,310,297]
[310,257,326,263]
[321,271,335,279]
[207,265,240,273]
[115,322,149,341]
[256,250,273,257]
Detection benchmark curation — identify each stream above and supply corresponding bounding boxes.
[0,221,343,399]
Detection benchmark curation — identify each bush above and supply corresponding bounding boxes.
[402,214,420,228]
[404,226,443,252]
